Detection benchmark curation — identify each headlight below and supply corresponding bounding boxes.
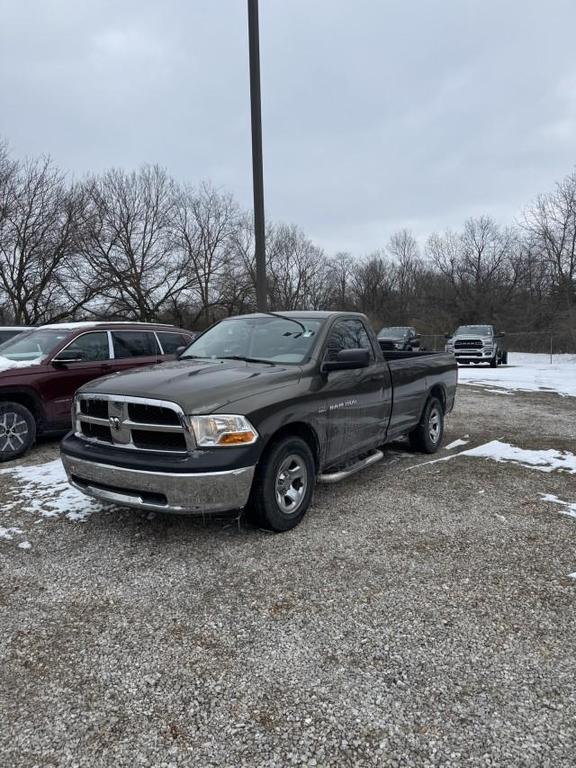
[394,342,404,349]
[190,415,258,447]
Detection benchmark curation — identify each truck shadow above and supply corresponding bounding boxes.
[90,440,417,542]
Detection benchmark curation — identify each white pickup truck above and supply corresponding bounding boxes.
[445,324,507,367]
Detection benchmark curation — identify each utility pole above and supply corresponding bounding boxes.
[247,0,267,311]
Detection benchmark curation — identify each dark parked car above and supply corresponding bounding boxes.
[0,322,194,461]
[377,326,420,351]
[61,311,457,532]
[0,326,34,345]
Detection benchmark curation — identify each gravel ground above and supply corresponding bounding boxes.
[1,386,575,767]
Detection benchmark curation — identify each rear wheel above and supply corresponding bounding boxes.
[0,402,36,462]
[248,436,315,532]
[409,397,444,454]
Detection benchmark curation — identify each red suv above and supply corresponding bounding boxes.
[0,322,194,461]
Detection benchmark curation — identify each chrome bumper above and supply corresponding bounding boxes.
[61,454,256,514]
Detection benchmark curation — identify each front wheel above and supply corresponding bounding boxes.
[0,402,36,462]
[248,436,315,532]
[409,397,444,454]
[489,353,498,367]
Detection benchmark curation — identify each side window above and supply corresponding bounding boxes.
[64,332,110,362]
[112,331,160,359]
[157,332,191,355]
[324,320,374,362]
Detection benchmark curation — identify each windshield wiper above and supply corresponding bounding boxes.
[218,355,275,365]
[262,312,307,334]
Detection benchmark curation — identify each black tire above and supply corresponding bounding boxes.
[248,436,315,532]
[409,396,444,454]
[489,354,498,368]
[501,351,508,365]
[0,401,36,462]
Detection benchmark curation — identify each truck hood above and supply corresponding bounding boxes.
[79,358,299,413]
[450,334,493,342]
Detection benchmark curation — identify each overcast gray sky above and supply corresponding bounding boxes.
[1,0,575,254]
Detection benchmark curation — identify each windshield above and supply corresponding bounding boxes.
[0,329,70,363]
[180,316,322,364]
[455,325,493,336]
[378,326,410,337]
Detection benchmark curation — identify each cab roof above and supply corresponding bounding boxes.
[221,311,367,321]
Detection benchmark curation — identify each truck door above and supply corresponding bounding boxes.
[320,319,391,465]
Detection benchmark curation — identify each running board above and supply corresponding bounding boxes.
[317,449,384,484]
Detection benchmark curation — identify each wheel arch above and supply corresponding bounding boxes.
[427,383,447,414]
[0,389,45,429]
[260,421,321,471]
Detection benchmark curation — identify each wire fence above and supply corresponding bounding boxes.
[419,330,576,362]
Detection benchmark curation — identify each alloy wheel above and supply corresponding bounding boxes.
[275,453,308,515]
[0,411,29,453]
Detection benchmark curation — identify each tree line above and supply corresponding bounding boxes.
[0,138,574,350]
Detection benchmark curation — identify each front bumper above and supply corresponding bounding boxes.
[62,453,256,514]
[451,350,494,361]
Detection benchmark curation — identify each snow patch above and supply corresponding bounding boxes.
[459,352,576,398]
[0,459,102,521]
[445,438,469,450]
[0,355,42,372]
[568,573,576,580]
[0,526,23,540]
[18,540,32,550]
[462,441,576,474]
[407,440,576,475]
[540,494,576,520]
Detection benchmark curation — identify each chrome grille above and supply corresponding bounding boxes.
[75,394,193,453]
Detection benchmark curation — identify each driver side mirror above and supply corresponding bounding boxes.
[323,348,370,372]
[52,348,84,365]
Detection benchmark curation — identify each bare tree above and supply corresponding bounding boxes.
[522,171,576,342]
[266,223,328,310]
[0,154,92,324]
[427,216,520,322]
[350,252,397,326]
[327,252,355,310]
[173,182,240,324]
[82,165,188,320]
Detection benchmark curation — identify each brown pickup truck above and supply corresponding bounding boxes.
[0,321,194,461]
